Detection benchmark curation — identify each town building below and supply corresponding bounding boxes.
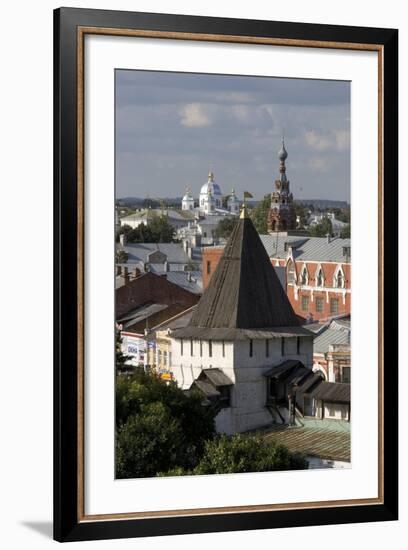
[120,208,195,230]
[116,240,200,274]
[267,139,296,233]
[203,234,351,322]
[309,317,351,382]
[168,206,315,434]
[116,271,200,367]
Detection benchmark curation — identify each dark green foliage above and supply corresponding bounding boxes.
[115,370,217,478]
[115,330,132,374]
[293,201,309,228]
[309,216,333,237]
[116,402,184,478]
[117,216,175,243]
[193,434,308,474]
[249,195,270,234]
[340,224,351,238]
[214,216,238,239]
[155,433,308,476]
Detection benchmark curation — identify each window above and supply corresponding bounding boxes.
[222,340,225,357]
[316,267,324,287]
[342,366,351,383]
[296,337,300,354]
[281,337,285,356]
[190,339,194,356]
[163,351,167,366]
[300,265,308,285]
[265,339,269,358]
[206,260,211,274]
[334,267,344,288]
[330,298,339,315]
[301,295,309,312]
[218,385,231,408]
[315,297,324,313]
[208,340,212,357]
[249,339,253,357]
[199,340,202,357]
[180,339,183,356]
[286,259,296,284]
[157,350,162,365]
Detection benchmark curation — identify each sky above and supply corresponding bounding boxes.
[115,70,350,202]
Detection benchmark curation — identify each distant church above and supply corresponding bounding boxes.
[169,205,314,434]
[181,171,240,216]
[267,139,296,232]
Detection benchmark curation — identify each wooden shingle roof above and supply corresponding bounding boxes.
[190,217,300,330]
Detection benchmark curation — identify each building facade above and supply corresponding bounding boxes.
[169,207,315,434]
[202,235,351,323]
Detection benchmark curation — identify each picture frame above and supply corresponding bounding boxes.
[53,7,398,542]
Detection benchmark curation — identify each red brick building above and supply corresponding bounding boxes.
[202,235,351,323]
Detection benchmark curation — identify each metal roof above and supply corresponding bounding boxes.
[165,271,203,295]
[308,381,350,403]
[121,243,191,265]
[291,237,351,263]
[189,217,300,330]
[313,319,351,354]
[118,303,168,327]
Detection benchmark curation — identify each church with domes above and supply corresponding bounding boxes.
[181,171,240,217]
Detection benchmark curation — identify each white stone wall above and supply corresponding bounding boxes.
[169,334,314,434]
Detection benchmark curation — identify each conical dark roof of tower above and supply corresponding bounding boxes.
[190,215,300,330]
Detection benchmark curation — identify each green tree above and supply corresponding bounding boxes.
[293,201,309,228]
[193,434,308,475]
[115,329,132,374]
[309,216,333,237]
[116,402,184,478]
[214,216,238,239]
[250,195,270,234]
[340,224,351,238]
[115,370,217,477]
[125,216,175,243]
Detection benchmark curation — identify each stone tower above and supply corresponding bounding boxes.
[267,139,296,232]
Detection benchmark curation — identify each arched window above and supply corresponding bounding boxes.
[334,266,345,288]
[287,259,296,284]
[316,266,324,287]
[299,265,308,285]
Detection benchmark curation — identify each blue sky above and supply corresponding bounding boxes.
[115,70,350,202]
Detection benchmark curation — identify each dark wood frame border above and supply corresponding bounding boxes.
[54,7,398,542]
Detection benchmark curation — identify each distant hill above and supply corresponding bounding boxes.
[116,197,349,210]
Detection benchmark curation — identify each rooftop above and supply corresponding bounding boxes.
[120,242,191,265]
[313,317,351,354]
[189,216,301,330]
[261,419,350,462]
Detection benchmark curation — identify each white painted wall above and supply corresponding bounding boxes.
[170,335,314,433]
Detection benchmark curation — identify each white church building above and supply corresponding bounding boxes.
[181,171,240,217]
[169,205,316,434]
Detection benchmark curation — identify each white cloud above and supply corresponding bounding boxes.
[304,130,332,151]
[335,130,350,151]
[179,103,212,127]
[304,129,350,152]
[308,156,329,172]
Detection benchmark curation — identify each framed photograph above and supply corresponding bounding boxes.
[54,7,398,542]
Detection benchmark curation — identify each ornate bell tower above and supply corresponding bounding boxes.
[267,139,296,233]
